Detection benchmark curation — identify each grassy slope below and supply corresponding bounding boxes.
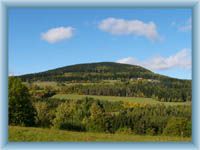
[52,94,191,106]
[9,126,191,142]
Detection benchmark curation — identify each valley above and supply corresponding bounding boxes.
[9,62,192,142]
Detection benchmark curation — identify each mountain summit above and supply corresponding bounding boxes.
[18,62,188,82]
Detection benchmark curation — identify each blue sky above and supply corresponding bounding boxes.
[9,8,192,79]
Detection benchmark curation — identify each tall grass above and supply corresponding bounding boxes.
[9,126,191,142]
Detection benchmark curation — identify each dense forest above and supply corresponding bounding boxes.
[18,62,191,102]
[19,62,188,83]
[9,62,192,139]
[9,77,191,137]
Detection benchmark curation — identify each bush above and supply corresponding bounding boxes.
[31,88,56,99]
[9,77,36,126]
[52,101,84,131]
[86,102,105,132]
[115,127,133,134]
[163,117,191,137]
[146,128,156,136]
[34,101,52,127]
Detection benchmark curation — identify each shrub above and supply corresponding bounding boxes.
[115,127,133,134]
[163,117,191,137]
[52,101,84,131]
[9,77,36,126]
[34,101,52,127]
[86,102,105,132]
[146,128,156,136]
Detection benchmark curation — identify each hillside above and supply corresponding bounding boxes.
[18,62,189,83]
[16,62,191,102]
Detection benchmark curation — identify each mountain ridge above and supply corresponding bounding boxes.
[17,62,190,82]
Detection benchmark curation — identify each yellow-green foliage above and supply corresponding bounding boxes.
[34,101,52,127]
[163,117,191,137]
[115,127,133,134]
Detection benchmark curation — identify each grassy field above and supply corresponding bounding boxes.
[9,126,191,142]
[52,94,191,106]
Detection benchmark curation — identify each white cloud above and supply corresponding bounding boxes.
[9,71,21,76]
[178,18,191,31]
[116,57,141,66]
[170,21,176,27]
[9,72,14,76]
[98,17,160,41]
[173,17,192,32]
[116,49,191,71]
[41,26,74,43]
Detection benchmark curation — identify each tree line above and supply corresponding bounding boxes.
[58,81,191,102]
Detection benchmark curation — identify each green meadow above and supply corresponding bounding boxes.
[9,126,191,142]
[52,94,191,106]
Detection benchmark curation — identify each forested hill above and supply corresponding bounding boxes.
[17,62,190,83]
[16,62,191,102]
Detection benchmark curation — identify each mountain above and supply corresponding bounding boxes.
[16,62,191,102]
[18,62,189,83]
